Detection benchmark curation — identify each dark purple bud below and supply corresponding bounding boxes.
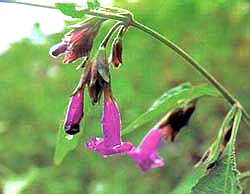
[85,87,133,156]
[128,128,165,171]
[64,89,84,135]
[49,42,68,57]
[110,38,123,68]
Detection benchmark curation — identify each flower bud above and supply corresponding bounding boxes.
[64,89,84,135]
[110,38,123,68]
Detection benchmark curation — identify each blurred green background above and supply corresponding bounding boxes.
[0,0,250,193]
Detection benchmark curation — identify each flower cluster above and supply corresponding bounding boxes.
[50,17,196,171]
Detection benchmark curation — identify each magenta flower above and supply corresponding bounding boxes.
[127,128,165,171]
[64,89,84,135]
[85,86,133,156]
[49,17,104,63]
[128,102,196,171]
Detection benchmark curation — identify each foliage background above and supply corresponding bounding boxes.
[0,0,250,193]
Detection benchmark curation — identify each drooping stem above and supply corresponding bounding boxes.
[1,0,249,125]
[0,0,56,9]
[131,20,250,125]
[100,22,123,48]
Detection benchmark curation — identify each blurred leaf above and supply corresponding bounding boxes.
[191,109,243,194]
[55,3,88,18]
[3,168,39,194]
[54,124,82,165]
[87,0,101,9]
[122,83,220,135]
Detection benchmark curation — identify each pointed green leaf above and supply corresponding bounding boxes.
[122,83,220,136]
[54,124,82,165]
[55,3,88,18]
[198,105,237,166]
[191,109,243,194]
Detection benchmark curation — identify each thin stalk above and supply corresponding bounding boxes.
[0,0,56,9]
[100,22,123,48]
[131,20,250,125]
[1,0,249,125]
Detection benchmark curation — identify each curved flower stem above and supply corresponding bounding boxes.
[100,22,123,48]
[1,0,249,125]
[0,0,56,9]
[131,20,250,126]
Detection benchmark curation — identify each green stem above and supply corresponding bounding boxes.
[0,0,56,9]
[100,22,123,48]
[131,20,250,125]
[1,0,249,125]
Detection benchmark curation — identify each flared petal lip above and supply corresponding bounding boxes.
[128,148,165,171]
[85,137,133,156]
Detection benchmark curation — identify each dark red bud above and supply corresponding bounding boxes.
[111,39,123,68]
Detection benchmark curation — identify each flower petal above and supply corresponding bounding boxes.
[102,96,121,147]
[85,137,133,156]
[127,128,165,171]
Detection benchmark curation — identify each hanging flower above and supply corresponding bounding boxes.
[128,102,196,171]
[85,78,133,156]
[49,17,105,63]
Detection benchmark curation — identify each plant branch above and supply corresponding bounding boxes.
[131,20,250,126]
[100,22,123,48]
[1,0,249,126]
[0,0,56,9]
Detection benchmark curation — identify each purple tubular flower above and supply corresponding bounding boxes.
[64,89,84,135]
[127,128,165,171]
[128,102,196,171]
[85,87,133,156]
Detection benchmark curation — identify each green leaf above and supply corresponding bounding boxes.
[54,124,82,165]
[55,3,88,18]
[171,166,206,194]
[122,83,220,136]
[197,105,237,166]
[3,168,39,194]
[87,0,101,9]
[191,109,243,194]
